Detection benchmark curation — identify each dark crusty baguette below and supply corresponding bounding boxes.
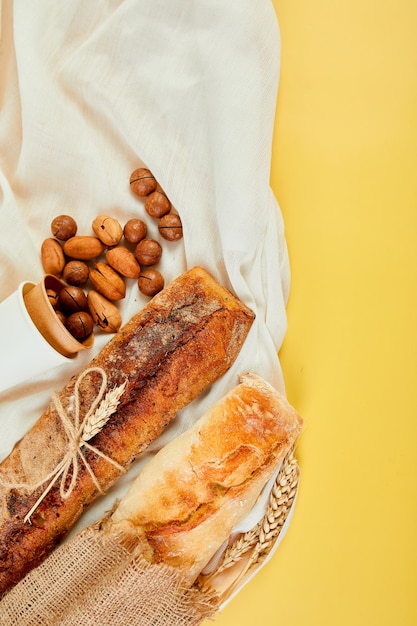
[0,266,255,596]
[104,372,303,583]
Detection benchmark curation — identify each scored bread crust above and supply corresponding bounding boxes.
[104,372,303,583]
[0,266,255,596]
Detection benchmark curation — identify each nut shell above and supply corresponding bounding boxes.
[123,218,148,244]
[41,238,66,277]
[89,262,126,301]
[134,238,162,266]
[92,215,123,246]
[144,186,171,218]
[63,236,106,260]
[59,285,88,313]
[87,290,122,333]
[62,260,90,286]
[130,168,157,197]
[46,288,59,309]
[66,311,94,340]
[106,246,140,279]
[158,213,183,241]
[138,269,165,297]
[55,309,67,326]
[50,215,78,241]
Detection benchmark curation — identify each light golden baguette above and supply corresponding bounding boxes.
[103,372,303,583]
[0,267,255,595]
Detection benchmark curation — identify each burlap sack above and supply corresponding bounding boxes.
[0,525,217,626]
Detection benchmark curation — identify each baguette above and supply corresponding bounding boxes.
[0,266,255,595]
[103,372,303,583]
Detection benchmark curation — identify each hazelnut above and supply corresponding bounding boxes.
[66,311,94,340]
[138,269,164,297]
[62,260,90,286]
[123,218,148,244]
[144,186,171,219]
[134,238,162,266]
[92,215,123,247]
[46,288,59,310]
[130,168,157,197]
[158,213,183,241]
[51,215,78,241]
[59,285,88,313]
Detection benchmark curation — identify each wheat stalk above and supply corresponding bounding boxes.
[199,449,300,597]
[82,381,127,442]
[222,451,300,599]
[247,455,299,564]
[216,527,259,575]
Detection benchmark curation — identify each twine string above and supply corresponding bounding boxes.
[0,367,127,524]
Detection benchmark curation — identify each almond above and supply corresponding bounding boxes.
[41,238,66,277]
[63,236,106,260]
[105,246,140,279]
[87,290,122,333]
[89,262,126,300]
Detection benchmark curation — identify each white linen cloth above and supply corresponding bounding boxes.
[0,0,291,604]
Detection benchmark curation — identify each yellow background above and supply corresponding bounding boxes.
[205,1,417,624]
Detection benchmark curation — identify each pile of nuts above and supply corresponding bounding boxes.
[40,168,183,343]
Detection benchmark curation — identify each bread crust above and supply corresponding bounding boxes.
[105,372,303,583]
[0,267,254,595]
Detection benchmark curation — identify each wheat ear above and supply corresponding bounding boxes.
[82,381,127,442]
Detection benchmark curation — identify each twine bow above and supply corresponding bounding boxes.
[11,367,127,524]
